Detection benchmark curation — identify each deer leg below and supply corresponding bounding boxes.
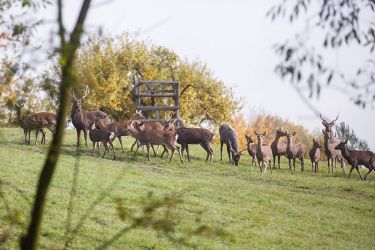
[293,158,296,171]
[93,142,96,156]
[273,155,276,169]
[151,145,157,157]
[364,169,373,180]
[102,143,109,158]
[186,144,191,162]
[220,142,223,161]
[175,145,183,163]
[83,129,88,146]
[317,162,319,173]
[168,147,175,163]
[355,166,363,180]
[146,144,151,161]
[258,161,263,173]
[201,143,210,163]
[28,129,32,145]
[263,161,266,173]
[117,136,125,153]
[341,159,346,177]
[288,158,291,170]
[160,145,168,158]
[300,157,304,172]
[269,160,272,174]
[76,129,81,147]
[130,139,137,152]
[209,144,213,163]
[226,144,232,164]
[348,166,354,179]
[110,141,116,160]
[278,155,281,169]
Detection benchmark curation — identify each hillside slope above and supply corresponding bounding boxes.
[0,128,374,249]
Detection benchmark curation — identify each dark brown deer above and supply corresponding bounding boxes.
[309,138,321,173]
[271,127,287,169]
[14,104,56,145]
[245,135,257,166]
[285,132,305,171]
[320,113,346,175]
[88,121,116,159]
[219,124,245,166]
[254,132,272,173]
[126,121,183,163]
[70,86,108,147]
[335,139,375,180]
[163,118,214,163]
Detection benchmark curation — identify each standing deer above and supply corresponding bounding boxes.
[219,124,245,166]
[163,118,214,163]
[88,121,116,159]
[245,135,257,166]
[285,132,305,171]
[320,113,346,175]
[271,128,287,169]
[309,138,321,173]
[335,139,375,180]
[70,86,108,147]
[254,132,272,173]
[14,104,56,145]
[126,121,183,163]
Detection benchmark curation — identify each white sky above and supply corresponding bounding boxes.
[34,0,375,148]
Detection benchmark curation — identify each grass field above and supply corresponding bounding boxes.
[0,127,374,249]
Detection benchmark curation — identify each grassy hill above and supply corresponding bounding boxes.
[0,127,374,249]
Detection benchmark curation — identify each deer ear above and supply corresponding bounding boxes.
[292,132,296,136]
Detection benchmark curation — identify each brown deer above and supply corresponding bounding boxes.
[309,138,321,173]
[88,121,116,159]
[285,132,305,171]
[335,139,375,180]
[271,127,287,169]
[70,86,108,147]
[320,113,346,175]
[126,121,183,163]
[163,118,214,163]
[254,132,272,173]
[14,103,56,145]
[245,135,257,166]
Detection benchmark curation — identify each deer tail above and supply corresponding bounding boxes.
[109,132,115,141]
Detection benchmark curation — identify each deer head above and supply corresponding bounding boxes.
[228,141,245,166]
[132,110,145,120]
[275,127,287,137]
[245,135,254,144]
[312,138,322,148]
[334,139,349,151]
[286,132,296,144]
[320,113,339,133]
[70,85,90,112]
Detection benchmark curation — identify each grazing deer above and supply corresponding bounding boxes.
[127,121,183,163]
[14,103,56,145]
[88,121,116,159]
[245,135,257,166]
[309,138,321,173]
[219,124,245,166]
[271,127,287,169]
[285,132,305,171]
[254,132,272,173]
[163,118,214,163]
[320,113,346,175]
[70,86,108,147]
[335,139,375,180]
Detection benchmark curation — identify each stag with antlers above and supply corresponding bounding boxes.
[70,86,108,147]
[320,113,346,175]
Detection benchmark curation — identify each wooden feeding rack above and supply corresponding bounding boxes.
[133,80,180,122]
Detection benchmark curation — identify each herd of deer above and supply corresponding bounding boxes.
[14,87,375,180]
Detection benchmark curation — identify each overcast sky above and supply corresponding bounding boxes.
[35,0,375,148]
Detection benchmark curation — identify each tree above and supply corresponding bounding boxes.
[42,35,240,125]
[267,0,375,110]
[0,0,51,122]
[335,121,369,150]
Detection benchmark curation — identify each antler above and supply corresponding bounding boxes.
[69,90,77,100]
[319,113,329,125]
[81,85,90,99]
[329,113,339,125]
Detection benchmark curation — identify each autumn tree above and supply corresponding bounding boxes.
[42,35,239,125]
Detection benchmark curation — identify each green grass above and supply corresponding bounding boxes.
[0,127,374,249]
